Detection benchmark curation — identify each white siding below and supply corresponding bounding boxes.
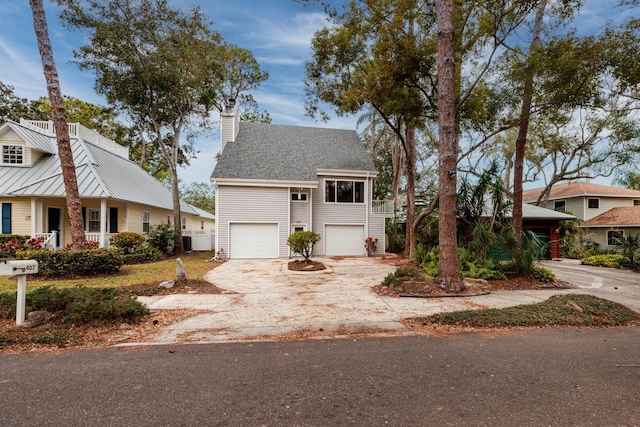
[290,190,311,228]
[216,186,289,257]
[310,175,385,256]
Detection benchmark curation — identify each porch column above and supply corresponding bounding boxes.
[30,198,37,237]
[100,198,107,248]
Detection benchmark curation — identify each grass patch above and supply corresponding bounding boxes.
[409,294,640,328]
[0,251,216,293]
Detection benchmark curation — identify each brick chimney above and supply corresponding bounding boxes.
[220,98,239,153]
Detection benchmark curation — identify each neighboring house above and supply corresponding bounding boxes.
[0,119,215,249]
[210,104,393,259]
[580,207,640,248]
[518,203,575,259]
[523,182,640,250]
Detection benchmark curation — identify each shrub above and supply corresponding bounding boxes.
[121,246,163,265]
[63,240,100,250]
[147,223,175,254]
[110,232,146,254]
[0,235,29,245]
[16,248,124,277]
[0,285,148,325]
[419,246,505,280]
[580,254,626,268]
[287,231,321,261]
[382,267,427,287]
[0,238,24,258]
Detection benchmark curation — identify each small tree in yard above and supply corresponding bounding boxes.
[287,231,321,262]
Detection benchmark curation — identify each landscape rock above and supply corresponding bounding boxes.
[18,310,51,329]
[176,258,187,282]
[159,280,175,289]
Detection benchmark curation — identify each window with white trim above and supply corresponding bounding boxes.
[325,180,364,203]
[588,198,599,209]
[88,209,100,232]
[608,230,623,246]
[166,215,171,224]
[1,145,23,165]
[554,200,566,211]
[181,217,187,230]
[142,212,150,234]
[200,220,204,230]
[291,193,308,201]
[634,200,640,206]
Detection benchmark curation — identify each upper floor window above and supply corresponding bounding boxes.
[200,220,204,230]
[2,145,23,165]
[325,180,364,203]
[181,217,187,230]
[588,198,599,209]
[634,200,640,206]
[554,201,566,212]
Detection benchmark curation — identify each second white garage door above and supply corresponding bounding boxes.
[325,225,365,256]
[229,223,279,259]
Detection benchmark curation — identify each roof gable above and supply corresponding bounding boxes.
[0,121,56,154]
[212,122,375,182]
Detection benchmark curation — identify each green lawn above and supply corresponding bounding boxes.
[0,251,216,293]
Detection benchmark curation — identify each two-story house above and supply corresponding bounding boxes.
[210,103,393,259]
[523,182,640,249]
[0,119,215,249]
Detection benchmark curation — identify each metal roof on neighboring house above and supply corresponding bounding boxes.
[523,182,640,202]
[581,206,640,227]
[211,122,375,182]
[0,120,203,217]
[518,203,576,220]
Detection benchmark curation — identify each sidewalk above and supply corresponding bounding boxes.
[133,258,580,345]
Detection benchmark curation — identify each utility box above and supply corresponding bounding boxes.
[0,260,39,276]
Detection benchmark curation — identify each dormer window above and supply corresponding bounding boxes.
[2,145,23,165]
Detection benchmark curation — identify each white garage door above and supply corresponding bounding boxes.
[229,223,279,259]
[325,225,365,256]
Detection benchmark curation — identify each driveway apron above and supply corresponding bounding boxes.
[133,258,640,346]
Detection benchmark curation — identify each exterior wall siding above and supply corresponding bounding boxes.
[584,227,640,248]
[0,198,31,235]
[217,186,289,257]
[310,175,386,256]
[290,190,311,231]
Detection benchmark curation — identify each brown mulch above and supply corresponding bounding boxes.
[288,260,327,271]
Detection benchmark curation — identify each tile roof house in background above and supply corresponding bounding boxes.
[523,181,640,249]
[0,119,215,250]
[210,103,393,259]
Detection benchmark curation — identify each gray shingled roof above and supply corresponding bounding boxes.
[0,120,202,216]
[211,122,375,181]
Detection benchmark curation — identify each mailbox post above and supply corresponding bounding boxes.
[0,260,39,325]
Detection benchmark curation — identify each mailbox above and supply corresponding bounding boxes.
[0,260,39,276]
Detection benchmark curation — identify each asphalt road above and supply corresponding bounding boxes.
[2,328,639,426]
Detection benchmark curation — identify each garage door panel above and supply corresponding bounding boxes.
[230,223,278,259]
[325,225,364,256]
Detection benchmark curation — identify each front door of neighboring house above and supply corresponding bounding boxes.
[109,207,118,233]
[291,224,307,234]
[47,207,61,247]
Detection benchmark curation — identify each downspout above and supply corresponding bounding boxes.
[213,179,219,253]
[100,198,107,248]
[287,187,291,258]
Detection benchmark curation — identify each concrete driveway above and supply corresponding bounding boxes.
[541,258,640,312]
[134,257,603,345]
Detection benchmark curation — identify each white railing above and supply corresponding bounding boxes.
[85,233,116,248]
[19,119,129,159]
[35,231,57,249]
[371,200,395,216]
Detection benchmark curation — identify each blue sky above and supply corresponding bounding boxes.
[0,0,635,187]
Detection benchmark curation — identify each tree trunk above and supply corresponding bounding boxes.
[435,0,464,292]
[405,126,418,261]
[513,0,547,238]
[30,0,86,249]
[172,125,184,254]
